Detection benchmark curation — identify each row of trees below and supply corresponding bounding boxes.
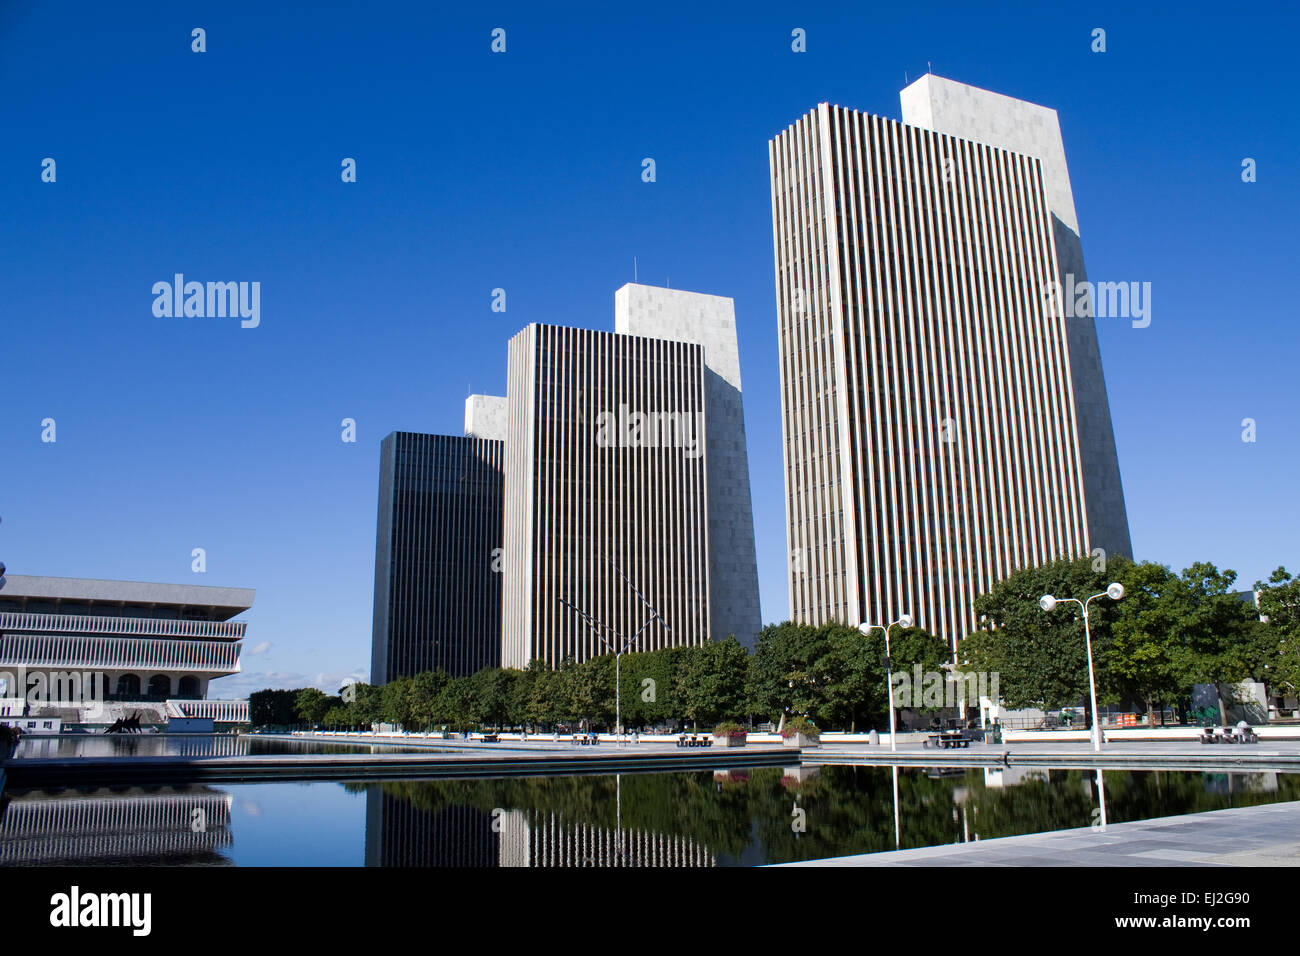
[251,625,947,733]
[249,556,1299,733]
[958,556,1299,723]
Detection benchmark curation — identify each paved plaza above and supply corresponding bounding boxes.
[787,800,1300,866]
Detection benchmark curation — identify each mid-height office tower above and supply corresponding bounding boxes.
[501,285,763,668]
[769,76,1131,651]
[501,323,711,669]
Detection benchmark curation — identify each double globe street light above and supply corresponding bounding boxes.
[858,614,913,752]
[1039,582,1125,752]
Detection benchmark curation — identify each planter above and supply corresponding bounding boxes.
[712,734,748,748]
[782,732,820,748]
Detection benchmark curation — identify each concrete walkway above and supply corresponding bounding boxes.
[785,801,1300,866]
[809,739,1300,771]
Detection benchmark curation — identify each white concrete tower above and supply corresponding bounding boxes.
[900,74,1132,563]
[770,90,1109,650]
[615,283,763,649]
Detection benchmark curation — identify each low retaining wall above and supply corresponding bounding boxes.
[1,744,801,788]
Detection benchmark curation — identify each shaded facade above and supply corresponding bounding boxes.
[371,431,504,681]
[614,284,763,648]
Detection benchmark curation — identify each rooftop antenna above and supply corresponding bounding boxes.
[927,60,932,75]
[634,256,638,283]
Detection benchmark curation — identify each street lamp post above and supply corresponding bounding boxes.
[1038,582,1125,752]
[558,557,670,745]
[859,614,914,752]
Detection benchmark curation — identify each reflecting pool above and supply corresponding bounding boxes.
[3,764,1296,866]
[11,734,451,759]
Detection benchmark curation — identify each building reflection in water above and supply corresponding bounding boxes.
[364,786,715,867]
[15,734,248,760]
[0,786,234,865]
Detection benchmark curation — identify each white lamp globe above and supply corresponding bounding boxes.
[1039,594,1057,612]
[898,613,914,629]
[858,622,873,636]
[1106,582,1125,601]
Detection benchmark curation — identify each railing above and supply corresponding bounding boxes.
[0,611,245,640]
[0,633,242,673]
[168,699,249,722]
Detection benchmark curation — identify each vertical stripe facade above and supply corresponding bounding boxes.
[503,324,710,668]
[371,432,503,681]
[770,103,1090,650]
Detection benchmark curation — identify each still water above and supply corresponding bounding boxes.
[11,734,451,758]
[3,763,1296,866]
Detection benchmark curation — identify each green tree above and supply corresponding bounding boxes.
[1169,563,1256,722]
[322,705,351,728]
[748,622,832,724]
[619,647,674,728]
[676,638,749,727]
[249,688,298,726]
[294,687,334,725]
[436,677,478,733]
[1104,561,1184,722]
[468,667,517,730]
[410,670,451,729]
[380,677,415,728]
[1256,567,1300,703]
[958,555,1130,716]
[521,660,557,728]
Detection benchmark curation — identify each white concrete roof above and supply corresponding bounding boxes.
[0,575,255,617]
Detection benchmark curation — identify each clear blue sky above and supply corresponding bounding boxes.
[3,1,1296,697]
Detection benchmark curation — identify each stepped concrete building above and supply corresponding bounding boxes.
[0,574,253,724]
[371,426,504,682]
[769,76,1131,650]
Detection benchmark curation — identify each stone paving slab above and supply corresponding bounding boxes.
[782,801,1300,866]
[809,739,1300,771]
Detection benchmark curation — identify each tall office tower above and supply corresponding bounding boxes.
[502,323,711,668]
[614,283,762,650]
[900,75,1131,560]
[770,79,1129,650]
[370,429,503,682]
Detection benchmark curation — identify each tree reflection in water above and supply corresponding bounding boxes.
[353,766,1300,866]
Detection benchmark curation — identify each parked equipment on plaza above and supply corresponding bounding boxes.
[1200,723,1259,744]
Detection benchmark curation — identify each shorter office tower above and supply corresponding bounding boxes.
[371,427,504,682]
[0,574,253,725]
